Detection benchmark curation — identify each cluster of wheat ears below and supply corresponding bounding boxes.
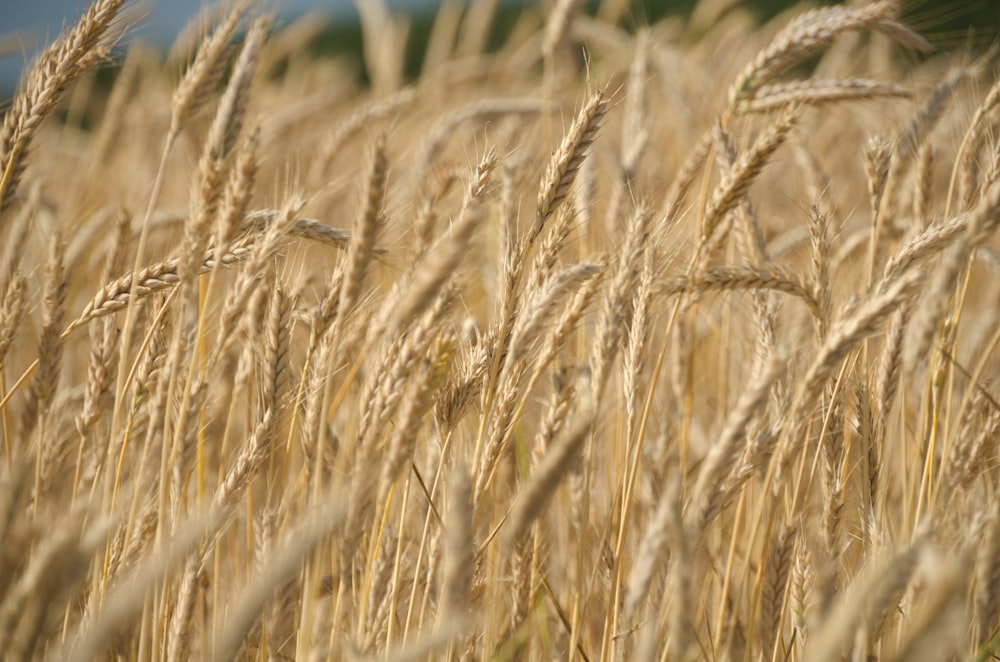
[3,0,1000,659]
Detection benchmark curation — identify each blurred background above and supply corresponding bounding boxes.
[2,0,998,92]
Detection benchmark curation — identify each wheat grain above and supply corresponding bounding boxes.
[170,1,247,136]
[22,233,67,439]
[534,91,608,241]
[729,1,926,107]
[4,2,999,659]
[739,78,911,113]
[0,0,127,210]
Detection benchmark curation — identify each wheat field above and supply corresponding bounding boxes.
[2,0,1000,659]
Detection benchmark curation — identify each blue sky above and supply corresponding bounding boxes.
[0,0,442,88]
